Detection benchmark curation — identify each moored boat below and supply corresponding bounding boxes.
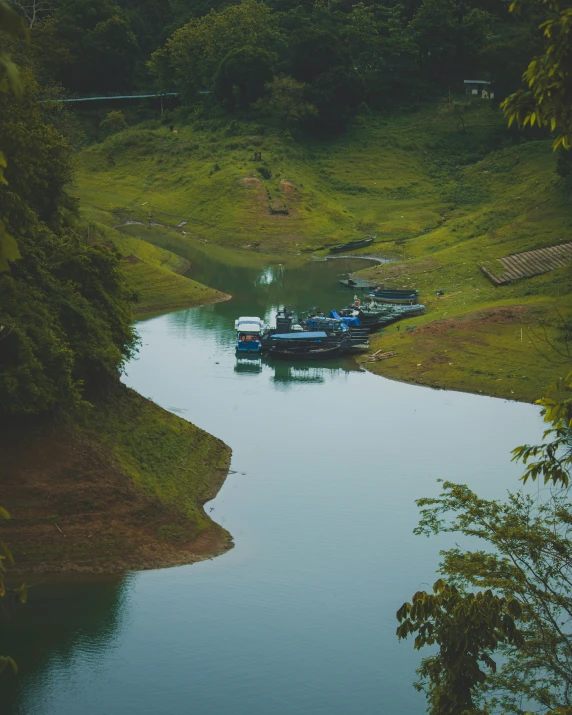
[265,330,350,360]
[338,277,378,291]
[235,316,264,353]
[339,299,425,331]
[329,237,374,254]
[302,311,370,351]
[368,286,419,304]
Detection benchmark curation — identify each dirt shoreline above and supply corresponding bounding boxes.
[2,388,234,575]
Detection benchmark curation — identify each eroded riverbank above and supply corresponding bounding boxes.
[2,387,233,574]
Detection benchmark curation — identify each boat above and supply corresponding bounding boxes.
[368,287,419,304]
[329,237,374,254]
[265,330,351,360]
[303,311,370,351]
[339,300,425,331]
[266,332,345,360]
[371,287,419,297]
[369,295,419,305]
[338,277,378,291]
[235,316,264,353]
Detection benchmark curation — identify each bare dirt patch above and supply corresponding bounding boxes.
[415,305,529,337]
[239,177,262,188]
[280,180,297,195]
[1,413,232,574]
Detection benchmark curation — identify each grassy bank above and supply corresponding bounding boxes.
[75,101,572,401]
[91,221,229,319]
[2,387,232,573]
[354,137,572,401]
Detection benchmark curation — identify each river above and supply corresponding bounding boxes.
[1,232,543,715]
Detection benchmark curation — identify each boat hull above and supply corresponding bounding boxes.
[329,238,374,254]
[266,345,343,360]
[369,295,419,305]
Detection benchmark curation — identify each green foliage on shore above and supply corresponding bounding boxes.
[400,374,572,713]
[0,65,138,416]
[503,0,572,150]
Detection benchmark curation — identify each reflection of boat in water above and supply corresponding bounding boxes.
[265,358,360,384]
[234,355,263,374]
[235,316,264,353]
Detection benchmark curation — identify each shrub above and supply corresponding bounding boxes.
[99,111,129,139]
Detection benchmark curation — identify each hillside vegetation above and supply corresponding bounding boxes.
[76,101,572,401]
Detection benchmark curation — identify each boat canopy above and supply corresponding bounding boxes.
[330,310,360,327]
[235,317,264,333]
[272,331,328,340]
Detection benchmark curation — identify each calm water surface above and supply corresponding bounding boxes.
[1,236,543,714]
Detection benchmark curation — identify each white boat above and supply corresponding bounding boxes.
[234,317,265,353]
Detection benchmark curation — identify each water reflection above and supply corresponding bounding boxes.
[0,576,129,715]
[234,355,263,375]
[256,265,283,287]
[267,359,361,386]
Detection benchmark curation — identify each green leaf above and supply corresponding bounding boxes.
[14,583,27,605]
[0,221,21,272]
[0,540,14,567]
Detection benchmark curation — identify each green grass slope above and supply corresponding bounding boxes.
[93,222,228,319]
[2,387,233,573]
[356,137,572,402]
[75,101,572,401]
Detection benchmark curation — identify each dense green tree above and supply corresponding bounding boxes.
[214,46,275,110]
[0,66,137,415]
[287,26,350,84]
[0,0,26,272]
[304,63,364,132]
[148,0,281,100]
[409,0,492,84]
[117,0,174,55]
[257,74,317,125]
[34,0,142,94]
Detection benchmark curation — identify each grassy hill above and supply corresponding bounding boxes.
[2,387,233,573]
[75,99,572,401]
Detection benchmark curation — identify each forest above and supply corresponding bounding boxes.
[8,0,555,133]
[1,0,572,713]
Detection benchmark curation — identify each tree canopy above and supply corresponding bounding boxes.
[0,64,137,416]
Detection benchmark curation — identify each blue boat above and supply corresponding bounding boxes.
[235,316,265,353]
[266,330,350,359]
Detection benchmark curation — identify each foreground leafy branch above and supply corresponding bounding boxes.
[513,370,572,487]
[502,0,572,150]
[0,507,26,676]
[397,580,522,715]
[399,373,572,713]
[0,0,27,272]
